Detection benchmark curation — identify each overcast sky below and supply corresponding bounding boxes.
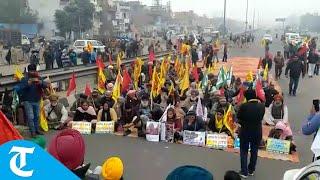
[137,0,320,25]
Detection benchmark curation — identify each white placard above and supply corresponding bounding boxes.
[95,121,114,134]
[146,121,160,142]
[183,130,206,146]
[72,121,92,134]
[206,133,228,149]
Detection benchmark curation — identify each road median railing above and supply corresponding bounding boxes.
[0,51,171,92]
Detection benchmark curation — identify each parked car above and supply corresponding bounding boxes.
[283,160,320,180]
[73,39,105,54]
[285,33,301,44]
[263,34,273,43]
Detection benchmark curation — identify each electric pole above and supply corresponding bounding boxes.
[245,0,249,38]
[252,9,255,31]
[223,0,227,37]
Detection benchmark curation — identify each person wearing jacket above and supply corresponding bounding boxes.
[285,56,305,96]
[307,50,319,78]
[14,64,48,137]
[44,94,68,130]
[237,89,265,178]
[266,94,288,126]
[274,51,285,80]
[183,111,206,132]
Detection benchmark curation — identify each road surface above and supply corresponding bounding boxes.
[42,35,317,180]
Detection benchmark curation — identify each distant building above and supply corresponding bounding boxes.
[111,1,131,35]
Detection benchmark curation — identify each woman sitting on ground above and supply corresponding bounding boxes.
[73,100,97,122]
[97,102,117,122]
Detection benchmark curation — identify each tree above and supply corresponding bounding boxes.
[54,10,72,38]
[54,0,95,39]
[0,0,38,24]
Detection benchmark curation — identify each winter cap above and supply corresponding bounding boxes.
[101,157,124,180]
[166,165,214,180]
[186,111,196,116]
[27,64,37,72]
[48,129,85,170]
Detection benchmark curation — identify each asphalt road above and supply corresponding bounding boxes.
[43,35,318,180]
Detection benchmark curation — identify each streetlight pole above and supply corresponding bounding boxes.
[223,0,227,38]
[245,0,249,39]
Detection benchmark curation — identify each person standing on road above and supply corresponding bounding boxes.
[261,54,272,72]
[285,56,305,96]
[43,46,54,70]
[14,64,48,137]
[222,42,228,62]
[307,50,318,78]
[237,89,265,178]
[283,42,289,60]
[274,51,285,80]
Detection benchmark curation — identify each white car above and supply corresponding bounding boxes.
[263,34,273,43]
[73,40,105,54]
[283,160,320,180]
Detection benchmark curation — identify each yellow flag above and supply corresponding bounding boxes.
[97,68,106,94]
[263,63,269,81]
[14,66,24,81]
[151,67,160,98]
[168,81,174,95]
[39,99,48,132]
[246,71,253,82]
[179,62,190,94]
[133,58,143,90]
[174,56,180,73]
[223,104,236,137]
[112,71,122,102]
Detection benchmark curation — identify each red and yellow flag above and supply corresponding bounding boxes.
[223,104,236,137]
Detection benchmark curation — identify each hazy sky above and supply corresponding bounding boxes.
[137,0,320,24]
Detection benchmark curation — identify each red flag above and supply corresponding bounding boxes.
[236,86,245,104]
[255,80,266,102]
[298,45,308,56]
[0,110,23,145]
[96,58,105,70]
[149,51,155,62]
[108,54,113,65]
[84,82,92,97]
[67,73,76,96]
[122,69,132,93]
[192,66,199,82]
[148,64,153,80]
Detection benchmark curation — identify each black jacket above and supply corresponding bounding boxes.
[183,117,206,131]
[262,58,272,70]
[285,59,305,78]
[308,53,319,64]
[237,100,265,138]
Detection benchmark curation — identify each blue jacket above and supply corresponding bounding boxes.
[14,76,48,103]
[302,113,320,135]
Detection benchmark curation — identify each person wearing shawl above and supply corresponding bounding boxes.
[73,100,97,122]
[97,102,117,122]
[266,94,288,126]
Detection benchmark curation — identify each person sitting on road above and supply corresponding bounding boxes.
[265,94,288,126]
[44,94,68,130]
[120,103,139,136]
[166,107,183,142]
[73,100,97,122]
[208,108,231,136]
[100,90,115,109]
[183,111,206,132]
[88,89,102,112]
[70,94,88,113]
[97,102,117,122]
